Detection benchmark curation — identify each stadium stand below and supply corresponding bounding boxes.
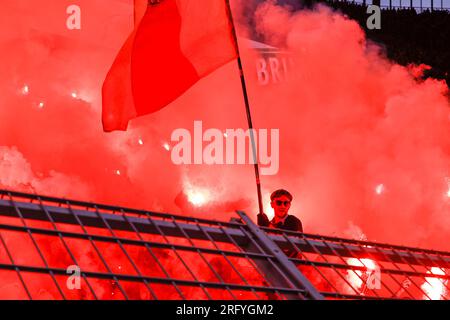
[308,0,450,87]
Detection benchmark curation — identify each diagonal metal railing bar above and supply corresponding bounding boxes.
[262,226,450,258]
[141,210,221,299]
[417,249,450,299]
[168,215,237,299]
[287,232,448,299]
[0,199,248,246]
[0,263,309,295]
[90,204,157,300]
[343,240,415,298]
[294,233,365,297]
[370,245,417,299]
[236,211,324,300]
[2,195,449,266]
[397,246,449,300]
[0,232,33,299]
[215,221,284,299]
[0,190,241,228]
[192,218,262,299]
[267,233,450,268]
[4,192,67,300]
[335,240,408,298]
[0,222,274,262]
[281,232,356,297]
[275,230,449,299]
[3,189,446,261]
[35,195,99,300]
[234,221,306,299]
[1,189,449,300]
[62,199,130,299]
[119,208,185,299]
[3,196,449,270]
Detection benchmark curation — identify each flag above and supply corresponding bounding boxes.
[102,0,238,132]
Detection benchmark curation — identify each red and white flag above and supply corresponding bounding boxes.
[102,0,238,132]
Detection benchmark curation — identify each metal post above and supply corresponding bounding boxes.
[236,211,325,300]
[225,0,264,216]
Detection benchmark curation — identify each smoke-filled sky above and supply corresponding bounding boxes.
[0,0,449,251]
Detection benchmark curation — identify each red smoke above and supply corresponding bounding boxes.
[0,0,449,299]
[244,1,450,250]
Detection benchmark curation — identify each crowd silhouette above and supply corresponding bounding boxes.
[312,1,450,87]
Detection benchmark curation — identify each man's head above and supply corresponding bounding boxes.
[270,189,292,219]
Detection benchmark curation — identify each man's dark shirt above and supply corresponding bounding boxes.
[257,213,303,233]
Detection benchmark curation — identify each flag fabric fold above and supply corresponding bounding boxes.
[102,0,238,132]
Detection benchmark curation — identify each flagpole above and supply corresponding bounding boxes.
[225,0,264,215]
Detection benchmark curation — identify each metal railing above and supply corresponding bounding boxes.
[325,0,450,12]
[0,189,448,300]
